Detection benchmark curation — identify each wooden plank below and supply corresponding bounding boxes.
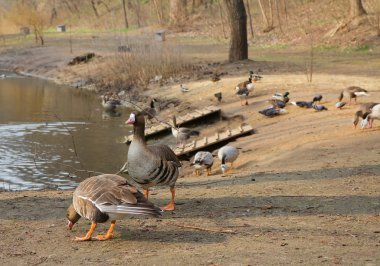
[174,124,253,156]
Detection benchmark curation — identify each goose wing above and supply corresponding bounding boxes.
[148,144,181,167]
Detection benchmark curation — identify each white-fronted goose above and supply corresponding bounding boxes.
[353,102,379,128]
[66,174,161,241]
[126,112,182,211]
[218,146,239,174]
[172,115,200,144]
[192,151,214,176]
[361,103,380,129]
[338,86,369,105]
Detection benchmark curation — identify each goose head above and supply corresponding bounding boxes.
[66,204,81,230]
[221,163,229,174]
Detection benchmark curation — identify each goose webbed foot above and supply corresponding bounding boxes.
[74,223,96,241]
[160,187,176,211]
[94,221,115,241]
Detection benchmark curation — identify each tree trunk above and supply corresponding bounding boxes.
[90,0,99,17]
[245,0,254,39]
[121,0,129,28]
[170,0,188,26]
[225,0,248,62]
[349,0,367,18]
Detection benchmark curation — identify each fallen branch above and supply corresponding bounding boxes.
[171,223,237,234]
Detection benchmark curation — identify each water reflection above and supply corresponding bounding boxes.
[0,75,130,190]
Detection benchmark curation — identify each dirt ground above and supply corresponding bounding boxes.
[0,34,380,265]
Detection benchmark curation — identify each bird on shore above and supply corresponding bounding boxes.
[192,151,214,176]
[101,94,122,112]
[180,84,189,93]
[142,98,159,124]
[312,94,323,103]
[235,77,254,105]
[66,174,161,241]
[338,86,369,105]
[211,73,221,82]
[171,115,200,145]
[214,92,222,103]
[218,146,239,174]
[290,101,313,108]
[272,92,290,103]
[126,112,182,211]
[353,102,379,128]
[312,104,328,111]
[259,107,287,117]
[361,103,380,129]
[268,99,287,109]
[335,102,347,109]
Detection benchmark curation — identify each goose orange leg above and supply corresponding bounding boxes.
[75,222,97,241]
[144,189,149,199]
[206,167,212,176]
[161,186,175,211]
[95,220,116,241]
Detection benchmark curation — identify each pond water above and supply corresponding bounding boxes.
[0,73,132,191]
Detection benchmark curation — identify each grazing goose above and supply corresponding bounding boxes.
[214,92,222,103]
[272,92,290,103]
[66,174,161,241]
[338,86,369,105]
[312,104,328,111]
[218,146,239,174]
[142,98,159,123]
[126,112,181,211]
[259,107,287,117]
[335,102,347,109]
[353,102,379,128]
[312,94,323,103]
[171,115,200,144]
[361,103,380,129]
[101,94,122,112]
[192,151,214,176]
[180,84,189,93]
[290,101,313,108]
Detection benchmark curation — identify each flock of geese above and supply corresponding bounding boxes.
[67,72,379,241]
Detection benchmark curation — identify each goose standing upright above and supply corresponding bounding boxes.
[66,174,161,241]
[338,86,369,105]
[171,115,200,145]
[361,103,380,128]
[126,112,182,211]
[353,102,379,128]
[218,146,239,174]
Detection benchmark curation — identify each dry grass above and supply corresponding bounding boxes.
[88,37,192,92]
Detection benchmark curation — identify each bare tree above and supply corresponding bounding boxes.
[90,0,100,17]
[225,0,248,62]
[350,0,367,18]
[122,0,129,28]
[245,0,254,39]
[258,0,274,32]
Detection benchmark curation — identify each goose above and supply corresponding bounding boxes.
[142,98,159,123]
[312,94,323,103]
[171,115,200,144]
[290,101,313,108]
[218,146,239,174]
[66,174,161,241]
[335,102,347,109]
[272,92,290,103]
[101,94,122,112]
[361,103,380,129]
[126,112,181,211]
[192,151,214,176]
[312,104,328,111]
[338,86,369,105]
[353,102,379,128]
[180,84,189,93]
[214,92,222,103]
[259,107,287,117]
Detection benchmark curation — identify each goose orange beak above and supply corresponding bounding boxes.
[126,118,133,124]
